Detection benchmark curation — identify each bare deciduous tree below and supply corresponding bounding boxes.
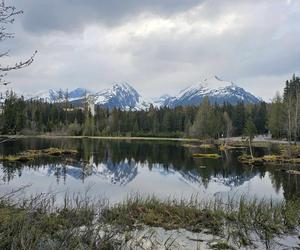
[223,111,233,146]
[0,0,36,86]
[294,83,299,145]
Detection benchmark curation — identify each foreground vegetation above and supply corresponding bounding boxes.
[0,192,116,249]
[104,196,300,248]
[0,191,300,249]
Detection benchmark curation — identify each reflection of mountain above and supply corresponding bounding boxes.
[151,162,258,190]
[175,169,258,189]
[47,164,83,180]
[94,159,138,185]
[179,170,203,186]
[24,159,258,189]
[27,158,138,186]
[210,173,257,187]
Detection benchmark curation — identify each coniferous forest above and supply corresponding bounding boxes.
[0,75,299,140]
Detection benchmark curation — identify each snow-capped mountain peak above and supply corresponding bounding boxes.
[94,82,149,110]
[23,76,261,110]
[26,87,90,102]
[168,76,260,107]
[203,75,235,88]
[112,82,139,95]
[152,94,174,108]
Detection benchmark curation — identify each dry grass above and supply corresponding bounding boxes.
[0,148,78,162]
[103,196,300,248]
[193,153,222,159]
[219,145,246,151]
[239,153,300,166]
[183,143,215,149]
[1,191,300,249]
[103,197,300,248]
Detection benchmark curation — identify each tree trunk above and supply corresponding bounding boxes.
[288,97,292,144]
[249,139,253,159]
[295,89,299,145]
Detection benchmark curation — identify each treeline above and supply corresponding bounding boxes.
[0,90,268,139]
[268,74,300,143]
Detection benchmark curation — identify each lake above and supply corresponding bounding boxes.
[0,138,299,204]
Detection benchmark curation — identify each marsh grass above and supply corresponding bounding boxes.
[0,190,300,249]
[102,196,223,234]
[183,143,215,149]
[237,144,300,166]
[238,153,300,166]
[103,195,300,248]
[0,191,122,250]
[219,145,246,151]
[192,153,222,159]
[0,148,78,163]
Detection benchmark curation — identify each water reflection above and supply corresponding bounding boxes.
[0,138,299,202]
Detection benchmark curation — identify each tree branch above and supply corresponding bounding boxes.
[0,50,37,72]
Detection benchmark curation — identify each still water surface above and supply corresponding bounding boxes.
[0,138,299,203]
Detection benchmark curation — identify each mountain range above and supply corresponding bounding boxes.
[24,76,261,110]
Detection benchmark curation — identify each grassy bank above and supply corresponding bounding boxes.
[1,192,300,249]
[103,196,300,248]
[0,134,201,142]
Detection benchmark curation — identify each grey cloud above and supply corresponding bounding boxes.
[124,0,300,79]
[3,0,300,101]
[16,0,202,33]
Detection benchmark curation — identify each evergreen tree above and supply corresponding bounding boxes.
[233,102,246,135]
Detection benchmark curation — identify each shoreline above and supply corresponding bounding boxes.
[0,134,293,145]
[0,134,201,142]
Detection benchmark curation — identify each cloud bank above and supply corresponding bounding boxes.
[2,0,300,101]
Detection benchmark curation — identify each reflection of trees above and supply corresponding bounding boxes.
[191,150,264,189]
[1,162,22,183]
[1,138,297,197]
[268,168,300,201]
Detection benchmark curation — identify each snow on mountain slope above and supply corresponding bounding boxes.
[26,88,90,102]
[152,94,174,108]
[23,77,261,110]
[26,83,150,110]
[68,88,90,101]
[93,82,150,110]
[167,76,261,107]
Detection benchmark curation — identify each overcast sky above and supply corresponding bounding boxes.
[2,0,300,101]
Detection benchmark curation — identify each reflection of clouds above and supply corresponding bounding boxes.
[213,172,285,202]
